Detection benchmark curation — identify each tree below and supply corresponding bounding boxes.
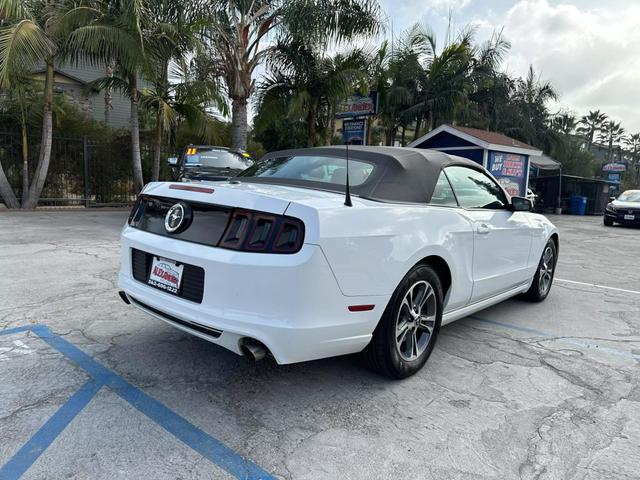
[382,26,429,145]
[551,113,577,136]
[260,39,368,147]
[0,0,59,208]
[197,0,382,151]
[463,30,511,132]
[364,40,390,144]
[139,0,226,181]
[503,66,559,153]
[577,110,607,151]
[385,24,476,145]
[63,0,150,192]
[598,120,625,163]
[0,68,39,206]
[140,65,227,180]
[624,133,640,183]
[253,93,307,151]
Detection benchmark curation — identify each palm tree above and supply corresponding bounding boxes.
[390,24,475,144]
[504,66,559,153]
[577,109,607,151]
[139,0,226,181]
[0,0,59,208]
[364,40,390,144]
[198,0,382,151]
[261,40,368,147]
[140,65,227,180]
[598,120,625,163]
[368,25,428,145]
[552,113,577,136]
[63,0,149,192]
[625,133,640,163]
[464,29,511,132]
[625,133,640,182]
[0,67,39,207]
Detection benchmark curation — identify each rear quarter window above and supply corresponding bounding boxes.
[240,155,375,187]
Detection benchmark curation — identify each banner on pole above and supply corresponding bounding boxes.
[336,93,378,119]
[342,119,367,145]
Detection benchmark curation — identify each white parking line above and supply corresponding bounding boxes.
[556,278,640,296]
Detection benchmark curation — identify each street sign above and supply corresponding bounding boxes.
[607,173,621,183]
[342,119,366,145]
[335,92,378,119]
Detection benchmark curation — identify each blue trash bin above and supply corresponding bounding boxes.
[570,195,587,215]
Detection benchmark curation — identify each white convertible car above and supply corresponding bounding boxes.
[118,146,558,378]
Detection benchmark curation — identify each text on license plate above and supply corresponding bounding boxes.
[624,214,635,220]
[148,257,184,294]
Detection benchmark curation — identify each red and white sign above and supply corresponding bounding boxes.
[148,257,184,294]
[602,163,626,172]
[336,93,378,119]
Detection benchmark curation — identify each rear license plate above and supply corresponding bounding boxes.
[148,257,184,294]
[624,214,635,220]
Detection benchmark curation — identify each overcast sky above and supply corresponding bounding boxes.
[375,0,640,133]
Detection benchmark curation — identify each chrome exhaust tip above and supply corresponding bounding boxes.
[118,290,131,305]
[240,339,267,362]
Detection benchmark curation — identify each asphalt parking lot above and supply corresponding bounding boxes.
[1,211,638,480]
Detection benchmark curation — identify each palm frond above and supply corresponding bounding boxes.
[0,19,55,85]
[64,24,142,71]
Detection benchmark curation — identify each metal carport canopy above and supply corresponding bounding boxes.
[530,154,561,170]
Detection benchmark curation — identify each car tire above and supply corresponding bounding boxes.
[362,264,443,379]
[603,217,614,226]
[522,239,557,302]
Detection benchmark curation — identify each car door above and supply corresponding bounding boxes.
[445,165,532,302]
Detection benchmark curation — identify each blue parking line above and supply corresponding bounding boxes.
[0,326,33,337]
[470,315,640,361]
[0,380,102,480]
[0,325,276,480]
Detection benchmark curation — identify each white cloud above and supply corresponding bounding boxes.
[425,0,472,11]
[378,0,640,132]
[496,0,640,131]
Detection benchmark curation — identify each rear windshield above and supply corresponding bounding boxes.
[184,148,252,169]
[618,191,640,202]
[238,155,375,187]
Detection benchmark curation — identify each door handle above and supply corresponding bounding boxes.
[477,223,491,234]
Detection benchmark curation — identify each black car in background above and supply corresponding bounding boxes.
[604,190,640,226]
[168,146,254,181]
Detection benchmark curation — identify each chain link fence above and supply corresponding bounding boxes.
[0,131,172,207]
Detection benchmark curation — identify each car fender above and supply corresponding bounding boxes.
[526,213,559,271]
[286,202,475,311]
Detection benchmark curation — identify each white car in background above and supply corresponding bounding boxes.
[118,146,558,378]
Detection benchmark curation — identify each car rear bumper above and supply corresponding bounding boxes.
[118,226,388,364]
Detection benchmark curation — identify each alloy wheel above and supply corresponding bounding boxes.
[395,280,437,361]
[539,246,555,294]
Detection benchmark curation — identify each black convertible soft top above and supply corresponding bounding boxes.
[240,146,484,204]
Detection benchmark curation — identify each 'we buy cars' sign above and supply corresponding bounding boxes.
[488,152,528,197]
[335,93,378,119]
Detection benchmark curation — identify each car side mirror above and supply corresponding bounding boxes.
[511,196,532,212]
[609,196,616,202]
[167,157,178,166]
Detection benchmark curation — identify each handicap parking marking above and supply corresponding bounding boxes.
[0,340,34,361]
[0,325,276,480]
[470,315,640,361]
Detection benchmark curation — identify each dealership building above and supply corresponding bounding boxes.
[409,124,542,198]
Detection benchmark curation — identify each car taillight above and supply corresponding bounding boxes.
[218,209,304,254]
[128,196,143,225]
